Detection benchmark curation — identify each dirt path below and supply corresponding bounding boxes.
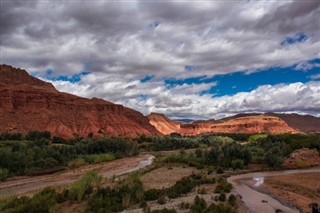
[0,154,154,198]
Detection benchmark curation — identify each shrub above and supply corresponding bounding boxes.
[215,181,232,193]
[216,167,224,174]
[67,158,87,169]
[83,153,115,164]
[179,202,190,209]
[218,193,226,202]
[231,159,244,170]
[25,131,51,141]
[228,194,237,206]
[157,195,166,205]
[0,168,9,181]
[144,189,163,201]
[198,187,206,194]
[190,196,207,213]
[67,172,102,201]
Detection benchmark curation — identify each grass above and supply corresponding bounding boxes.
[67,153,115,169]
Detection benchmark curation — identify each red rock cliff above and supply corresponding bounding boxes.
[148,113,298,135]
[148,112,180,135]
[0,64,160,138]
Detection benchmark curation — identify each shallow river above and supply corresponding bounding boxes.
[227,167,320,213]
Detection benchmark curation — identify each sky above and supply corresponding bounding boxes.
[1,0,320,119]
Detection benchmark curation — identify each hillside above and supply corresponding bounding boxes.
[0,64,160,138]
[147,113,181,135]
[148,113,315,135]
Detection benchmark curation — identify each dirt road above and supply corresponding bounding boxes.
[0,154,154,198]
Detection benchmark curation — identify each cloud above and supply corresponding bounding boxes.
[296,61,320,71]
[309,74,320,80]
[2,1,320,118]
[45,72,320,119]
[1,1,319,78]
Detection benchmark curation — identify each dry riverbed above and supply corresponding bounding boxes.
[238,170,320,213]
[264,172,320,213]
[0,154,153,198]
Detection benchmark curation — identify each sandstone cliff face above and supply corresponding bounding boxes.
[149,113,297,135]
[0,64,160,138]
[148,113,180,135]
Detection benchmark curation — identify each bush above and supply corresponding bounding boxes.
[215,181,232,193]
[83,153,115,164]
[218,193,226,202]
[216,167,224,174]
[0,168,9,181]
[67,158,87,169]
[179,202,190,209]
[25,131,51,141]
[265,146,284,167]
[0,132,22,141]
[167,176,196,199]
[144,189,163,201]
[0,187,59,213]
[190,196,207,213]
[228,194,237,206]
[198,187,206,194]
[231,159,244,170]
[157,195,166,205]
[67,172,102,201]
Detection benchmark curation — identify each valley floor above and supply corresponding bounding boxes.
[0,154,152,198]
[240,171,320,213]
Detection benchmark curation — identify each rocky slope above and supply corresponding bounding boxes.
[0,64,160,138]
[147,113,181,135]
[285,148,320,168]
[148,113,299,135]
[266,113,320,133]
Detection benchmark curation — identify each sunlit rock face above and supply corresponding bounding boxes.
[149,113,299,135]
[0,64,160,138]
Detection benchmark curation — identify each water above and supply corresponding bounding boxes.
[116,155,155,176]
[227,167,320,213]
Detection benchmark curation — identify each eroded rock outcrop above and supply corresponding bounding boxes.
[149,113,297,135]
[148,113,181,135]
[0,64,160,138]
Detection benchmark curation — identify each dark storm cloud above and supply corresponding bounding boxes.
[257,1,320,34]
[1,0,320,118]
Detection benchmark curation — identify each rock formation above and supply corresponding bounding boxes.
[0,64,160,138]
[148,113,181,135]
[148,113,298,135]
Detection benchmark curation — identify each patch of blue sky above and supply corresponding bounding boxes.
[140,75,154,83]
[281,32,308,46]
[44,69,91,83]
[139,94,148,100]
[165,58,320,97]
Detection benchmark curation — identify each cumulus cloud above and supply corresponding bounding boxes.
[46,72,320,119]
[1,1,320,78]
[2,0,320,118]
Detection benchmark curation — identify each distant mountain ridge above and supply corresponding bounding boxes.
[148,113,320,135]
[0,64,160,138]
[1,64,319,138]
